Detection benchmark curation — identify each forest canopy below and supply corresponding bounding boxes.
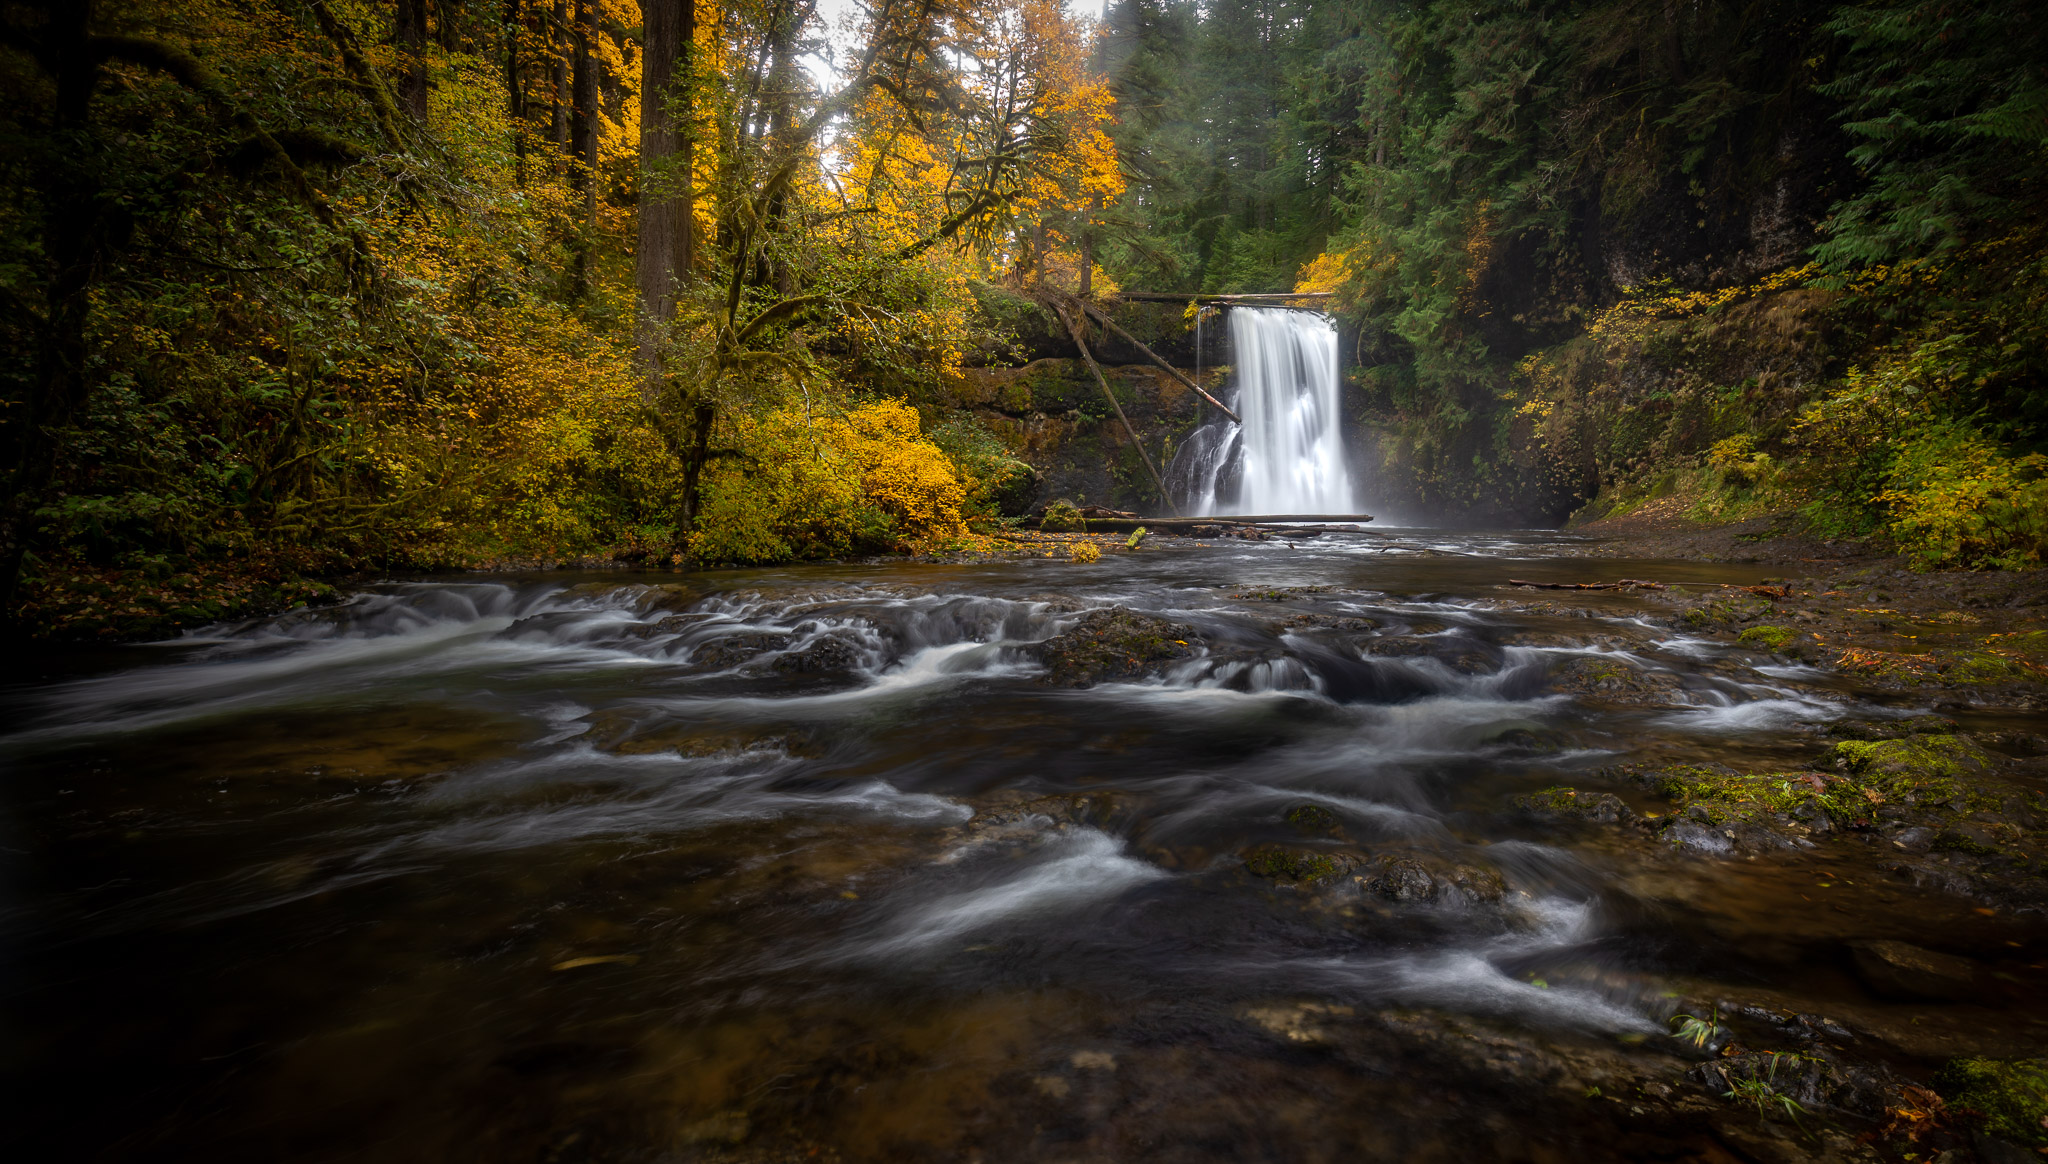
[2,0,2044,637]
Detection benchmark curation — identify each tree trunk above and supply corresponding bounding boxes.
[568,0,596,298]
[636,0,696,379]
[505,0,526,185]
[549,0,568,149]
[394,0,429,120]
[679,401,715,534]
[436,0,460,51]
[1,0,105,626]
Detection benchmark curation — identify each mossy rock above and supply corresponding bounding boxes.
[1626,763,1858,830]
[1284,804,1342,835]
[1735,624,1805,655]
[1935,1057,2048,1149]
[1831,734,1998,809]
[1035,608,1196,687]
[1951,651,2035,683]
[1039,499,1085,532]
[1511,785,1633,824]
[1362,854,1506,904]
[1244,845,1352,884]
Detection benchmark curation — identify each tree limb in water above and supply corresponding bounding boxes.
[1507,579,1666,590]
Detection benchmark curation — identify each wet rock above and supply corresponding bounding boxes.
[1242,1001,1355,1044]
[1243,845,1356,885]
[1366,636,1433,658]
[687,631,793,671]
[1284,803,1343,836]
[675,1110,751,1146]
[1688,1049,1903,1126]
[1736,624,1821,661]
[1511,786,1635,824]
[770,632,864,674]
[1828,716,1963,741]
[1889,825,1936,852]
[967,791,1122,834]
[1035,608,1197,687]
[1847,939,1980,1002]
[1546,655,1684,705]
[1361,854,1506,904]
[1662,821,1737,855]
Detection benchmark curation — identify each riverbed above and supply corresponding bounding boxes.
[6,532,2044,1161]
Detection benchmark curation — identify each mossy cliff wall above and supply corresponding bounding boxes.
[942,359,1218,515]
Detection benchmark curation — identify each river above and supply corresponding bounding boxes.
[6,532,2043,1161]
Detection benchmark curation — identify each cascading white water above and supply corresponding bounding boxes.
[1170,306,1354,515]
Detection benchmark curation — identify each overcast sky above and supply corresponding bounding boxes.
[806,0,1109,86]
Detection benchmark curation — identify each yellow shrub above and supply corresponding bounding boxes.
[1070,541,1101,563]
[690,399,969,565]
[1879,423,2048,570]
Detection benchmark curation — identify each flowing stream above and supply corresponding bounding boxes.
[4,536,2041,1160]
[1172,306,1354,515]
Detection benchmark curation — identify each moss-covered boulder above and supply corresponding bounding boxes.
[1830,734,1999,810]
[1935,1058,2048,1150]
[1735,624,1821,660]
[1035,608,1196,687]
[1284,803,1343,836]
[1244,846,1355,884]
[1362,855,1506,904]
[1039,499,1085,532]
[1511,786,1635,824]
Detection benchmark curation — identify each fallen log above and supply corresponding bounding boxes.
[1115,292,1332,304]
[1507,579,1666,591]
[1202,513,1375,524]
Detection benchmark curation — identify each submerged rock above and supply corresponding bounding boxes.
[1511,786,1636,824]
[1545,655,1684,705]
[1243,845,1355,884]
[1848,939,1981,1002]
[1241,845,1505,904]
[1035,608,1197,687]
[1284,803,1343,836]
[688,631,794,671]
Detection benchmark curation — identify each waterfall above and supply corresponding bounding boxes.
[1168,306,1354,515]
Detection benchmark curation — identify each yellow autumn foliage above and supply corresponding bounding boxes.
[690,400,970,565]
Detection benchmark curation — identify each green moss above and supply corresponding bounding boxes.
[1635,764,1855,824]
[1951,652,2032,683]
[1933,831,2002,857]
[1737,625,1798,652]
[1040,500,1085,532]
[1284,804,1340,832]
[1245,847,1346,883]
[1516,786,1588,814]
[1831,734,1997,810]
[1935,1058,2048,1148]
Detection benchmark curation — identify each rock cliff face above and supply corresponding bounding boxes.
[945,358,1217,514]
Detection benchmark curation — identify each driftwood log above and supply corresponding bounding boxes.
[1507,579,1666,591]
[1114,292,1332,304]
